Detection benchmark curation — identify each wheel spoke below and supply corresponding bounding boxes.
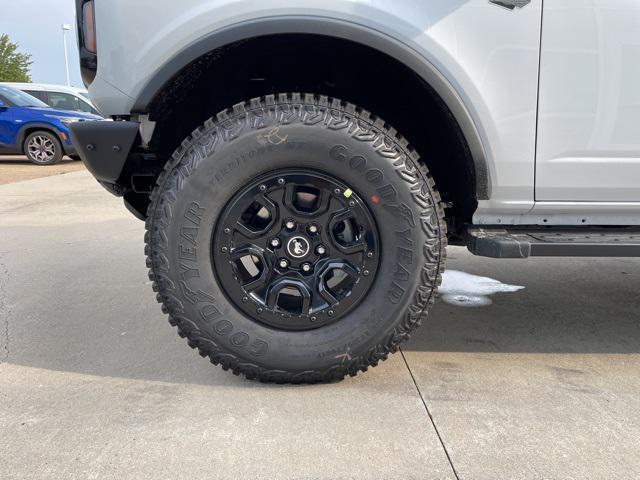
[266,278,312,315]
[234,193,279,239]
[229,245,272,292]
[282,182,331,218]
[328,209,368,254]
[317,260,359,306]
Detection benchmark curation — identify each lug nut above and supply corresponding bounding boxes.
[316,245,326,255]
[277,178,285,185]
[270,238,281,248]
[308,224,319,234]
[363,270,370,276]
[367,251,373,258]
[259,184,266,192]
[302,263,312,272]
[285,220,295,230]
[279,258,289,269]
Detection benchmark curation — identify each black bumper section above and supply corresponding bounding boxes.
[69,120,139,183]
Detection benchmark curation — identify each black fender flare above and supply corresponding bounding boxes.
[17,122,67,153]
[131,17,490,199]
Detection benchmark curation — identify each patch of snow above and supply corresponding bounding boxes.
[439,270,524,307]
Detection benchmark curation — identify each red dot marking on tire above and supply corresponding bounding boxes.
[371,194,380,204]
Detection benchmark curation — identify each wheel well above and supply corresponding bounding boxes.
[146,34,477,233]
[20,127,60,151]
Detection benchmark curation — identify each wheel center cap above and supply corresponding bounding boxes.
[287,236,310,259]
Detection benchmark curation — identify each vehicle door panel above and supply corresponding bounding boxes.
[0,105,17,148]
[536,0,640,202]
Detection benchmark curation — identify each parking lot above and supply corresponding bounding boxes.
[1,165,640,479]
[0,156,84,185]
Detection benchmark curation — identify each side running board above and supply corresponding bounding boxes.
[466,227,640,258]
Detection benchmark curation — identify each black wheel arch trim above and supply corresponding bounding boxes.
[18,123,60,147]
[130,16,490,200]
[18,123,66,153]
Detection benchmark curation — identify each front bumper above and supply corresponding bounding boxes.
[63,145,77,156]
[62,142,77,156]
[69,120,139,183]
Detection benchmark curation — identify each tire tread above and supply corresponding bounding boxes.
[145,93,447,383]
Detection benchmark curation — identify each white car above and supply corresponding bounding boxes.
[70,0,640,383]
[1,82,101,116]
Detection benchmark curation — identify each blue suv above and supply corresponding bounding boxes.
[0,85,101,165]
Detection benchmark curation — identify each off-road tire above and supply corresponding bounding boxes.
[145,93,447,383]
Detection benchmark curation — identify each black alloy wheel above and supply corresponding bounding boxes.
[213,170,379,330]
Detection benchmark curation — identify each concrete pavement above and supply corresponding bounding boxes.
[1,170,639,479]
[0,155,84,185]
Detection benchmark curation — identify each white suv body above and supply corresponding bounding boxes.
[1,82,101,116]
[79,0,640,226]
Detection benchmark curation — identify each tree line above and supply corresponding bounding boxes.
[0,33,32,82]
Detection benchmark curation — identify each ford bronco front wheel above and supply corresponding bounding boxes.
[145,93,446,383]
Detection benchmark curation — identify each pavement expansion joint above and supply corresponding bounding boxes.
[400,347,460,480]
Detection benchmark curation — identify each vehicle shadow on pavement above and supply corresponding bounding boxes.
[407,253,640,355]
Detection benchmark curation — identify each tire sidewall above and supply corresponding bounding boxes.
[151,104,442,373]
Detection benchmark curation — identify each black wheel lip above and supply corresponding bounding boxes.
[212,168,380,332]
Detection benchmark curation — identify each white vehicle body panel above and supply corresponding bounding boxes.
[87,0,640,225]
[1,82,97,112]
[474,201,640,226]
[91,0,543,216]
[535,0,640,203]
